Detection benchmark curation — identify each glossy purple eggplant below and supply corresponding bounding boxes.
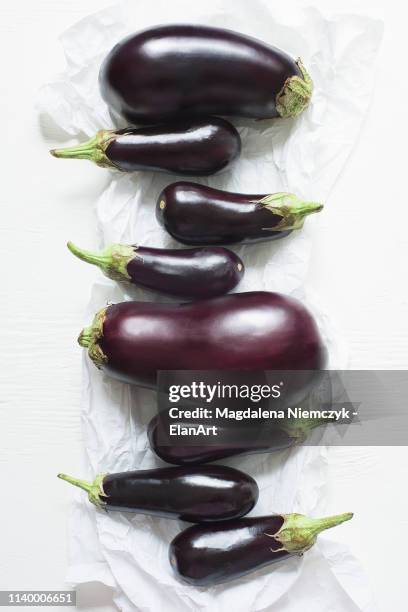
[170,511,353,585]
[78,292,326,388]
[50,118,241,176]
[147,412,326,465]
[156,182,323,245]
[99,25,313,123]
[67,241,244,300]
[58,464,258,522]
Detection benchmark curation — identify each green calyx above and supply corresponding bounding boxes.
[67,241,135,283]
[276,59,313,118]
[257,192,323,231]
[50,130,117,168]
[280,417,329,444]
[269,512,353,553]
[78,307,108,368]
[58,473,108,509]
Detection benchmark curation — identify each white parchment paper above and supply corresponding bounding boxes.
[39,2,383,610]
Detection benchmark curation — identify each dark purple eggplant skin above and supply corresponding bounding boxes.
[157,182,294,245]
[67,242,244,300]
[170,515,289,585]
[79,292,326,388]
[51,117,241,176]
[126,246,244,298]
[103,465,258,521]
[108,118,241,175]
[170,511,353,585]
[99,25,309,123]
[148,413,295,465]
[58,465,258,523]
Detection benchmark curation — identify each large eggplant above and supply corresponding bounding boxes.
[50,118,240,176]
[67,241,244,299]
[100,25,313,123]
[147,412,326,465]
[58,465,258,522]
[78,292,326,388]
[156,182,323,245]
[170,512,353,585]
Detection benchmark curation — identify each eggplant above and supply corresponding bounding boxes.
[148,412,326,465]
[78,292,326,388]
[50,117,240,176]
[58,464,258,522]
[170,511,353,585]
[67,241,244,300]
[99,25,313,123]
[156,182,323,245]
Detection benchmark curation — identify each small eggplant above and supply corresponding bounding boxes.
[99,25,313,123]
[67,241,244,300]
[58,464,258,523]
[78,292,326,388]
[156,182,323,245]
[50,117,241,176]
[170,511,353,585]
[148,412,327,465]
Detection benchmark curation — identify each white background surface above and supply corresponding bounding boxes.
[0,1,407,611]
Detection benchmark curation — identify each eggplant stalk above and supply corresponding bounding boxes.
[273,512,353,553]
[276,59,313,118]
[50,130,116,168]
[67,241,135,283]
[58,473,107,509]
[257,193,323,231]
[78,307,107,368]
[280,416,334,443]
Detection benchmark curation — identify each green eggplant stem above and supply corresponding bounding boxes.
[78,327,92,348]
[257,192,323,231]
[276,58,314,119]
[77,307,108,368]
[281,415,335,442]
[67,241,134,283]
[67,241,111,268]
[273,512,353,553]
[58,473,107,508]
[50,130,115,168]
[57,473,93,494]
[305,512,354,533]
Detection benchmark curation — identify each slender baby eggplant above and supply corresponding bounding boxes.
[78,292,326,388]
[99,25,313,123]
[148,412,327,465]
[57,465,258,522]
[67,241,244,300]
[170,511,353,585]
[156,182,323,245]
[50,117,241,176]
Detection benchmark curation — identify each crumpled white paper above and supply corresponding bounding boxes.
[39,1,383,610]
